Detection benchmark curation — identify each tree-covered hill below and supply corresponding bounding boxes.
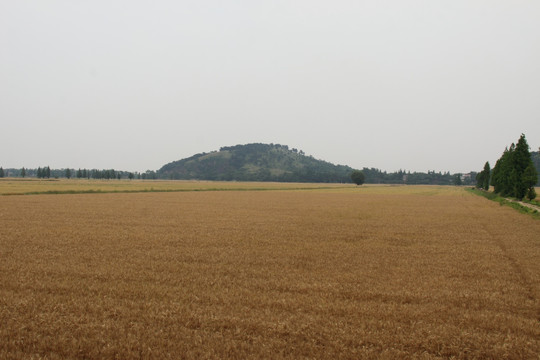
[158,143,355,183]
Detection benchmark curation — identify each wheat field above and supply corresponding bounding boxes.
[0,178,350,195]
[1,184,539,359]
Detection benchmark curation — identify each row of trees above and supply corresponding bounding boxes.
[476,162,490,190]
[477,134,538,200]
[360,168,466,185]
[36,167,51,178]
[0,166,158,180]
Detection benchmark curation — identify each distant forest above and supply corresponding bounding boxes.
[0,166,468,185]
[2,146,538,186]
[0,167,158,180]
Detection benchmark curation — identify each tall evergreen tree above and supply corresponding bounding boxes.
[21,167,26,178]
[37,167,43,179]
[492,145,515,196]
[482,162,490,190]
[476,171,484,189]
[491,134,537,200]
[476,161,491,190]
[0,167,4,178]
[45,166,51,179]
[503,144,517,197]
[65,168,72,179]
[77,168,83,179]
[513,134,532,199]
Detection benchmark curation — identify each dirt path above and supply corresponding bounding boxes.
[509,199,540,212]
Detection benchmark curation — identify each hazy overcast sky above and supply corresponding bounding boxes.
[1,1,539,173]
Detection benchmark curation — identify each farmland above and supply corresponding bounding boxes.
[0,178,349,195]
[1,182,539,358]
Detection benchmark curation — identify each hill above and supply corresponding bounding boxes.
[158,143,355,183]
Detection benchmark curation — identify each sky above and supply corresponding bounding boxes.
[1,1,539,174]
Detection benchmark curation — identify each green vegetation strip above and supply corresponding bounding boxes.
[467,187,540,219]
[1,186,351,196]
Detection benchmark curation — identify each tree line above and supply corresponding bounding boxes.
[0,167,158,180]
[359,167,469,185]
[0,164,477,185]
[476,134,538,200]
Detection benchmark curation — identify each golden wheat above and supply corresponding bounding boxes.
[0,186,538,359]
[0,178,351,195]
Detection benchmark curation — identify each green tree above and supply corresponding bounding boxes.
[482,162,490,190]
[21,167,26,178]
[491,134,537,200]
[65,168,72,179]
[454,174,462,186]
[476,171,485,189]
[492,145,515,196]
[513,134,532,199]
[0,167,4,178]
[350,170,365,185]
[523,163,538,201]
[77,168,83,179]
[527,187,537,201]
[45,166,51,179]
[128,172,134,180]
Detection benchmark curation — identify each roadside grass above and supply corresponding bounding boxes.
[525,187,540,206]
[467,187,540,219]
[523,198,540,207]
